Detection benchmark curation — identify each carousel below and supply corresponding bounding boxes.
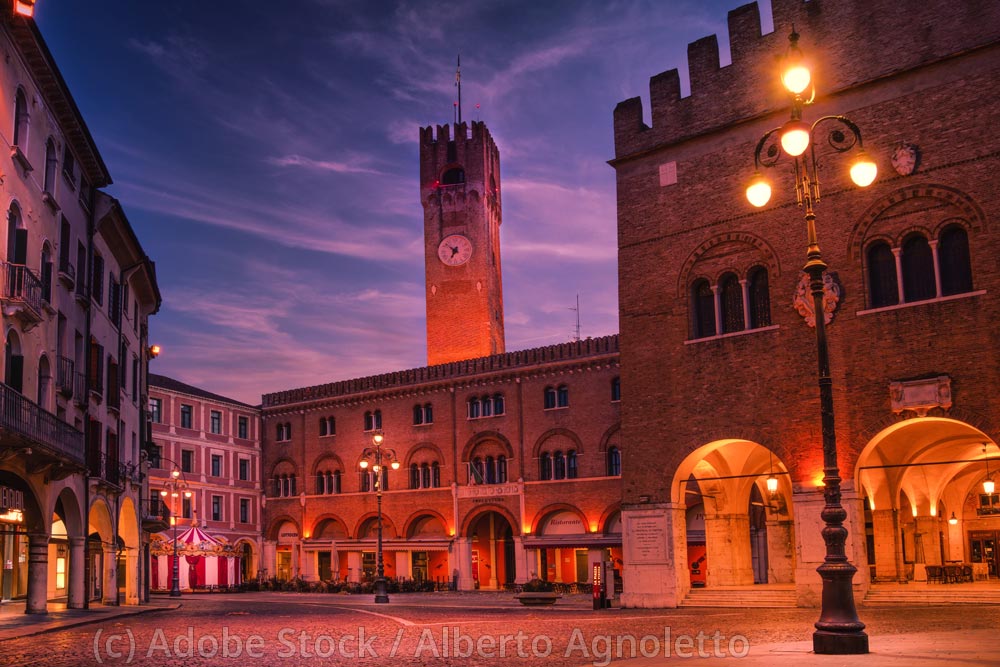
[151,526,242,591]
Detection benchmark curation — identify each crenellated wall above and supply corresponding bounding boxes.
[613,0,1000,160]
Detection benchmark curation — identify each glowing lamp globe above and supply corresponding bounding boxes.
[746,173,772,208]
[391,461,401,470]
[850,152,878,187]
[359,460,369,469]
[780,119,811,157]
[782,64,811,95]
[985,478,996,495]
[766,474,779,496]
[948,512,958,526]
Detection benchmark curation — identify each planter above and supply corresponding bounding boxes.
[514,592,561,606]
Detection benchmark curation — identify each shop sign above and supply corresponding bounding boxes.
[0,486,24,512]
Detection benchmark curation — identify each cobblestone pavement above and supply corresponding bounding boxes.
[2,592,999,666]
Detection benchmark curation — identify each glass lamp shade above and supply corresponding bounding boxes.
[372,464,381,473]
[850,152,878,187]
[184,491,192,498]
[780,119,811,157]
[746,173,772,207]
[985,478,996,495]
[391,461,401,470]
[372,433,384,445]
[782,64,811,95]
[359,460,369,469]
[160,490,168,497]
[766,474,779,496]
[948,512,958,525]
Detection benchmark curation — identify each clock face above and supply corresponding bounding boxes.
[438,234,473,266]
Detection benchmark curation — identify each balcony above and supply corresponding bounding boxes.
[56,356,74,399]
[142,496,171,533]
[106,383,121,413]
[1,261,42,326]
[57,258,75,289]
[0,381,84,472]
[86,449,121,489]
[73,371,87,407]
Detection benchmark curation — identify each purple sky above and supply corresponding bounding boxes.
[36,0,773,405]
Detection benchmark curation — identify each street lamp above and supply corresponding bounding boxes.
[160,465,192,598]
[746,29,875,656]
[359,430,400,603]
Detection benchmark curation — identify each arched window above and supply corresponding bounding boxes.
[556,385,569,408]
[719,273,744,333]
[939,225,973,296]
[431,461,441,487]
[485,456,496,484]
[364,410,382,431]
[497,455,507,483]
[413,405,423,425]
[290,474,297,496]
[361,470,371,492]
[539,453,552,480]
[747,266,771,328]
[867,241,898,308]
[441,167,465,185]
[423,403,433,424]
[472,457,485,485]
[44,138,57,195]
[276,423,284,441]
[421,463,430,488]
[692,279,716,338]
[468,398,480,419]
[543,387,556,410]
[902,234,935,303]
[332,470,341,493]
[553,451,566,480]
[316,472,325,495]
[13,88,28,148]
[611,377,621,402]
[566,450,578,479]
[410,463,420,489]
[493,394,505,415]
[607,447,621,476]
[40,243,52,304]
[481,395,492,417]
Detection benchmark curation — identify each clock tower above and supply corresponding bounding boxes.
[420,121,505,366]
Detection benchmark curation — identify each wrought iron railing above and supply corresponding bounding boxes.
[73,371,87,405]
[86,448,121,487]
[144,496,171,521]
[0,381,84,465]
[56,355,75,398]
[1,261,42,319]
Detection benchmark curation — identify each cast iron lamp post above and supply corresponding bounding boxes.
[746,29,876,655]
[359,430,400,603]
[160,465,192,598]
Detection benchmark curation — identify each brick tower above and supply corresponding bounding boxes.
[420,121,505,365]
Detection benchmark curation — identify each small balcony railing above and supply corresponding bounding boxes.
[0,381,84,466]
[86,449,121,487]
[73,371,87,406]
[1,261,42,323]
[56,356,75,398]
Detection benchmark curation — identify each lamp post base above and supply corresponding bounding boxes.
[373,577,389,604]
[169,589,182,598]
[813,631,869,655]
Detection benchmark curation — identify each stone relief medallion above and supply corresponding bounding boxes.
[792,271,842,328]
[891,143,920,176]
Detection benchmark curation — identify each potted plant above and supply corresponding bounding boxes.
[514,578,561,606]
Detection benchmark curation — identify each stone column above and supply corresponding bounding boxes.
[512,536,529,584]
[915,515,943,566]
[620,503,685,608]
[103,544,118,604]
[552,547,563,583]
[67,536,86,609]
[456,538,475,591]
[704,514,753,586]
[124,549,138,605]
[891,247,904,304]
[792,488,870,606]
[347,551,362,583]
[395,551,410,581]
[262,540,276,580]
[25,533,49,614]
[300,547,316,581]
[871,510,900,582]
[765,519,795,583]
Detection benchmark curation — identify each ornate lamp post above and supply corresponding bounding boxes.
[746,30,876,655]
[160,465,192,598]
[359,431,400,603]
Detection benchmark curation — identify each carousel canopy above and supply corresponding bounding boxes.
[152,526,235,557]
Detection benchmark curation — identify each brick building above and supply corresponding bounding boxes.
[0,3,160,613]
[612,0,1000,607]
[147,374,262,589]
[260,121,623,589]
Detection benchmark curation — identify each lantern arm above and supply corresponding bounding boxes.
[808,115,865,155]
[752,125,786,171]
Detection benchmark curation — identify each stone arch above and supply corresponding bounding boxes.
[402,510,449,539]
[269,458,298,477]
[676,231,782,299]
[53,486,84,538]
[531,428,585,458]
[311,454,344,476]
[896,225,935,247]
[265,515,299,541]
[598,423,621,454]
[0,470,44,533]
[88,497,114,541]
[461,430,514,462]
[403,442,446,467]
[354,513,398,540]
[848,183,987,261]
[530,503,589,534]
[599,504,622,534]
[932,216,973,239]
[460,504,521,537]
[311,514,349,539]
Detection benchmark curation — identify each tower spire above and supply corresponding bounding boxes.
[455,54,462,124]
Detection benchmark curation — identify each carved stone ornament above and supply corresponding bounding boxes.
[891,143,920,176]
[792,271,842,328]
[889,376,952,416]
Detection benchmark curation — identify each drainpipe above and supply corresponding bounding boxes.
[82,185,96,608]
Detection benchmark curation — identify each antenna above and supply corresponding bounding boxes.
[569,294,581,342]
[455,54,462,124]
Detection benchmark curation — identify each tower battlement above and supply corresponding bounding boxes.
[420,121,500,194]
[613,0,1000,161]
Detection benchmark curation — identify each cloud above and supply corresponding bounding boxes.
[266,154,383,175]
